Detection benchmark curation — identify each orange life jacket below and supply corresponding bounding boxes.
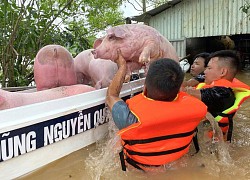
[196,78,250,89]
[196,78,250,141]
[119,92,207,170]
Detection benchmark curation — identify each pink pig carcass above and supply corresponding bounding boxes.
[74,49,93,85]
[0,84,95,110]
[93,24,179,76]
[89,58,118,89]
[34,45,77,91]
[74,49,118,89]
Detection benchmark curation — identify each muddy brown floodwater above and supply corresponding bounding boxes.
[19,71,250,180]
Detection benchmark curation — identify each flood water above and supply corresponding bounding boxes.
[19,71,250,180]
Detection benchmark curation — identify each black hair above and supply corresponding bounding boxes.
[145,58,184,101]
[208,50,240,76]
[194,52,210,67]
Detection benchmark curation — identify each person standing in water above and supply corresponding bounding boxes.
[183,50,250,142]
[106,49,207,171]
[182,52,210,87]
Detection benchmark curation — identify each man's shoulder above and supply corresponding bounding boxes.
[180,91,206,104]
[126,93,143,104]
[112,100,128,110]
[212,79,232,87]
[232,78,250,89]
[199,79,232,89]
[179,92,207,115]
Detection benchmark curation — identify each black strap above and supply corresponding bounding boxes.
[216,112,235,118]
[120,138,195,171]
[218,122,229,127]
[192,128,200,155]
[216,112,235,142]
[126,156,161,167]
[125,140,192,156]
[120,149,162,172]
[120,129,197,171]
[123,129,196,146]
[119,150,127,171]
[125,156,145,171]
[122,142,192,171]
[227,113,235,142]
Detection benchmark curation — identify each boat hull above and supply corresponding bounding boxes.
[0,79,144,179]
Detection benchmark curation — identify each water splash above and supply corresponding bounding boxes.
[85,108,123,180]
[232,103,250,147]
[85,134,121,180]
[205,112,232,164]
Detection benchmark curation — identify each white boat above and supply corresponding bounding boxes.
[0,78,145,180]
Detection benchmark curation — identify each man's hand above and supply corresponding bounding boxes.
[181,86,202,100]
[115,49,126,68]
[106,49,127,110]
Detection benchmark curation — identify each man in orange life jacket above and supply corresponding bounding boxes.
[106,49,207,171]
[183,50,250,141]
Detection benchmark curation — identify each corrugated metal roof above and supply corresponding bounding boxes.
[131,0,182,22]
[132,0,250,37]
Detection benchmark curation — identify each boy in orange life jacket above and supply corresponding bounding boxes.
[182,52,210,87]
[106,49,207,171]
[183,50,250,141]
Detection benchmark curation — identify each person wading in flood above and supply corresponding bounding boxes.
[106,49,207,171]
[182,52,210,87]
[183,50,250,142]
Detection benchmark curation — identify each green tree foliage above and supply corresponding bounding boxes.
[240,0,250,17]
[147,0,169,8]
[0,0,123,87]
[125,0,168,13]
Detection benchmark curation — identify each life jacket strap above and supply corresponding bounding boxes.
[125,140,191,156]
[120,138,198,171]
[218,122,229,127]
[123,128,196,146]
[120,149,163,172]
[227,113,234,142]
[192,128,200,155]
[126,155,163,171]
[216,112,235,142]
[120,129,198,171]
[125,157,145,171]
[119,150,127,171]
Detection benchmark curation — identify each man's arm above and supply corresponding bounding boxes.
[106,49,127,110]
[182,86,202,100]
[183,86,235,116]
[182,73,205,87]
[182,79,200,87]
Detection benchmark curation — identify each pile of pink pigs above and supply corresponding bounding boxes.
[0,24,180,110]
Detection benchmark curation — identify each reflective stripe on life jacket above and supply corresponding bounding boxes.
[119,92,207,170]
[215,87,250,121]
[196,78,250,141]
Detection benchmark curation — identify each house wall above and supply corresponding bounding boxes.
[148,0,250,57]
